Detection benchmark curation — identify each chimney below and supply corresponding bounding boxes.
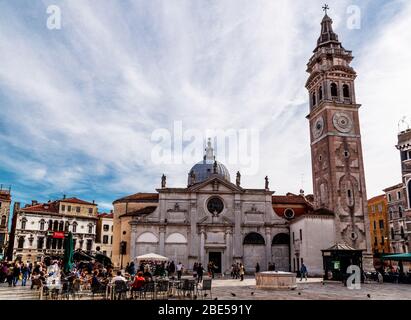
[92,200,95,204]
[63,194,66,199]
[110,210,113,214]
[31,200,38,206]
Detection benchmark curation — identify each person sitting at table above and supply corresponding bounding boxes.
[91,271,106,291]
[111,271,127,284]
[130,272,146,298]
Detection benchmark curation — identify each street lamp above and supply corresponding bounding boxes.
[120,241,127,270]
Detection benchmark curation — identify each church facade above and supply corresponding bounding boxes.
[112,140,305,273]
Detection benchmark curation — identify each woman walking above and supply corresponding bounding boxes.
[239,264,245,281]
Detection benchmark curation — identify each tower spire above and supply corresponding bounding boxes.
[316,5,341,51]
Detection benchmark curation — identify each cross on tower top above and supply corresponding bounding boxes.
[322,4,330,15]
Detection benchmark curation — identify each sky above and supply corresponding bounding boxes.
[0,0,410,212]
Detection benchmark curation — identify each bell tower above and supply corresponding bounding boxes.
[306,8,372,257]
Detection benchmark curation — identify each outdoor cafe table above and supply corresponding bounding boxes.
[40,283,62,300]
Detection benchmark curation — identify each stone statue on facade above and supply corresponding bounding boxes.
[265,176,269,190]
[188,170,196,186]
[236,171,241,187]
[161,174,166,188]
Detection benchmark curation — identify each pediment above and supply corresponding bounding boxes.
[188,176,244,193]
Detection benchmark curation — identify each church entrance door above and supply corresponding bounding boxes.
[208,252,222,273]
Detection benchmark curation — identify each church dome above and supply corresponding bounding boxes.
[187,139,231,186]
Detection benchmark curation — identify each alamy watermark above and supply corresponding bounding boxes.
[46,5,61,30]
[150,121,260,176]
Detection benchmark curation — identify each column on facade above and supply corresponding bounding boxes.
[189,199,197,257]
[130,224,137,263]
[225,228,233,274]
[233,197,242,258]
[265,227,271,271]
[159,226,165,256]
[200,227,205,266]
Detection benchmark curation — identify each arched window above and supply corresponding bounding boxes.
[59,221,64,231]
[343,84,350,98]
[0,215,6,227]
[401,226,405,238]
[48,220,53,230]
[243,232,265,245]
[88,224,93,234]
[137,232,159,243]
[312,92,316,106]
[391,228,395,240]
[389,208,393,220]
[165,233,187,244]
[39,219,45,231]
[65,221,70,232]
[331,83,338,97]
[399,206,403,218]
[318,86,323,100]
[53,220,59,231]
[72,222,77,233]
[272,233,290,245]
[18,236,25,249]
[21,218,27,230]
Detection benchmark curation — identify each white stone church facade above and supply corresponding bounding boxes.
[113,141,292,273]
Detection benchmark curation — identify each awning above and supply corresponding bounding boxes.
[135,253,169,262]
[381,253,411,262]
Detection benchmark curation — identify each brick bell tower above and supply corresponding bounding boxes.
[306,8,372,266]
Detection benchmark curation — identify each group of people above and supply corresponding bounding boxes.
[0,261,32,287]
[230,263,246,280]
[127,260,185,280]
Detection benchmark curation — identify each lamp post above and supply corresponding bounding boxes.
[120,241,126,270]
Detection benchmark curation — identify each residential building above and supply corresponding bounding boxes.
[384,184,408,253]
[95,212,113,258]
[11,196,98,262]
[367,195,390,254]
[0,186,11,259]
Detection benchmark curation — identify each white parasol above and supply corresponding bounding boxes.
[135,253,169,262]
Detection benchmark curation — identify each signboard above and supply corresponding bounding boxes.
[52,232,65,239]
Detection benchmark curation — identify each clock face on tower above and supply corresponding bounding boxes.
[333,112,353,133]
[312,116,324,139]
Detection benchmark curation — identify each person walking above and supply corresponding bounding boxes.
[12,262,21,287]
[176,262,183,280]
[239,264,245,281]
[21,263,29,286]
[255,262,260,274]
[6,264,13,287]
[300,263,308,281]
[197,263,204,283]
[193,262,198,279]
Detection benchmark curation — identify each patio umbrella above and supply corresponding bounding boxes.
[95,252,112,266]
[73,249,94,262]
[135,253,169,262]
[63,232,74,273]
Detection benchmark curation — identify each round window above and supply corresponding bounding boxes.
[284,209,295,219]
[207,197,224,215]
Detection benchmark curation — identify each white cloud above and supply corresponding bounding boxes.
[0,0,409,209]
